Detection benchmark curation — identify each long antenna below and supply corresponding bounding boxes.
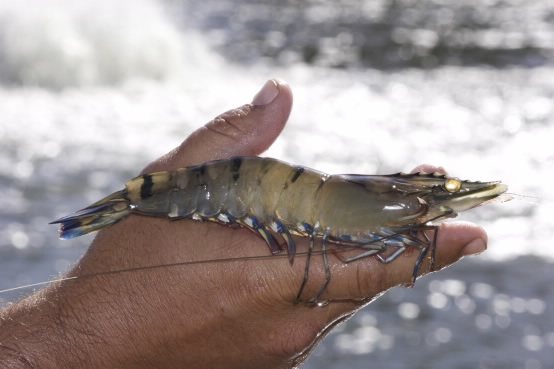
[0,247,359,295]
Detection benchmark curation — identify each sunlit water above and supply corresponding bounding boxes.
[1,0,553,368]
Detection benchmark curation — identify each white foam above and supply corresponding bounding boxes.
[0,0,185,87]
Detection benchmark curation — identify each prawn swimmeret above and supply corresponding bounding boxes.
[50,157,508,303]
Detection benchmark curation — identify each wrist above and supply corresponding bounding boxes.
[0,281,123,369]
[0,288,73,368]
[0,343,33,369]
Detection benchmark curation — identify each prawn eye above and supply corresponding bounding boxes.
[444,178,462,193]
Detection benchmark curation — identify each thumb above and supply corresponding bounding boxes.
[143,79,293,173]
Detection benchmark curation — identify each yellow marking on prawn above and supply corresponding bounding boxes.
[49,157,508,303]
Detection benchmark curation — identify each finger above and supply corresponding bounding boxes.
[410,164,447,175]
[432,221,488,268]
[143,79,293,173]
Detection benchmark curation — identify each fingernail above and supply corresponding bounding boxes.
[462,238,487,256]
[252,79,280,106]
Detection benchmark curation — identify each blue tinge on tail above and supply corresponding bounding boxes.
[50,190,131,239]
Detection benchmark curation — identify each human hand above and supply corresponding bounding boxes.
[0,80,487,369]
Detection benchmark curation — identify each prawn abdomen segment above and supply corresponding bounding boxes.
[269,163,328,229]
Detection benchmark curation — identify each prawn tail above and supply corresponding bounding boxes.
[50,190,131,239]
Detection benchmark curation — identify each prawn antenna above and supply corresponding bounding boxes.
[0,244,360,295]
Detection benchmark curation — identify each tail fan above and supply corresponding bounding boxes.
[50,190,131,239]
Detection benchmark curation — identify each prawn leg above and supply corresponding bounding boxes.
[295,224,315,303]
[409,225,439,283]
[302,234,388,304]
[271,220,296,264]
[308,231,331,305]
[391,225,439,284]
[335,235,394,263]
[241,216,281,254]
[341,225,440,284]
[394,216,448,281]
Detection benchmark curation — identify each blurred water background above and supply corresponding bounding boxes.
[0,0,553,368]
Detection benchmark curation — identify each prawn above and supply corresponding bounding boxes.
[48,157,508,303]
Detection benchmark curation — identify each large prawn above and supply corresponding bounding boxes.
[50,157,508,303]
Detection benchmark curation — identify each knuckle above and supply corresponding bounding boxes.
[208,104,254,139]
[354,261,388,299]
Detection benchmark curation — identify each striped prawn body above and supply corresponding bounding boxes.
[52,157,507,302]
[126,158,428,257]
[126,157,329,261]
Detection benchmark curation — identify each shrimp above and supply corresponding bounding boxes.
[50,157,508,303]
